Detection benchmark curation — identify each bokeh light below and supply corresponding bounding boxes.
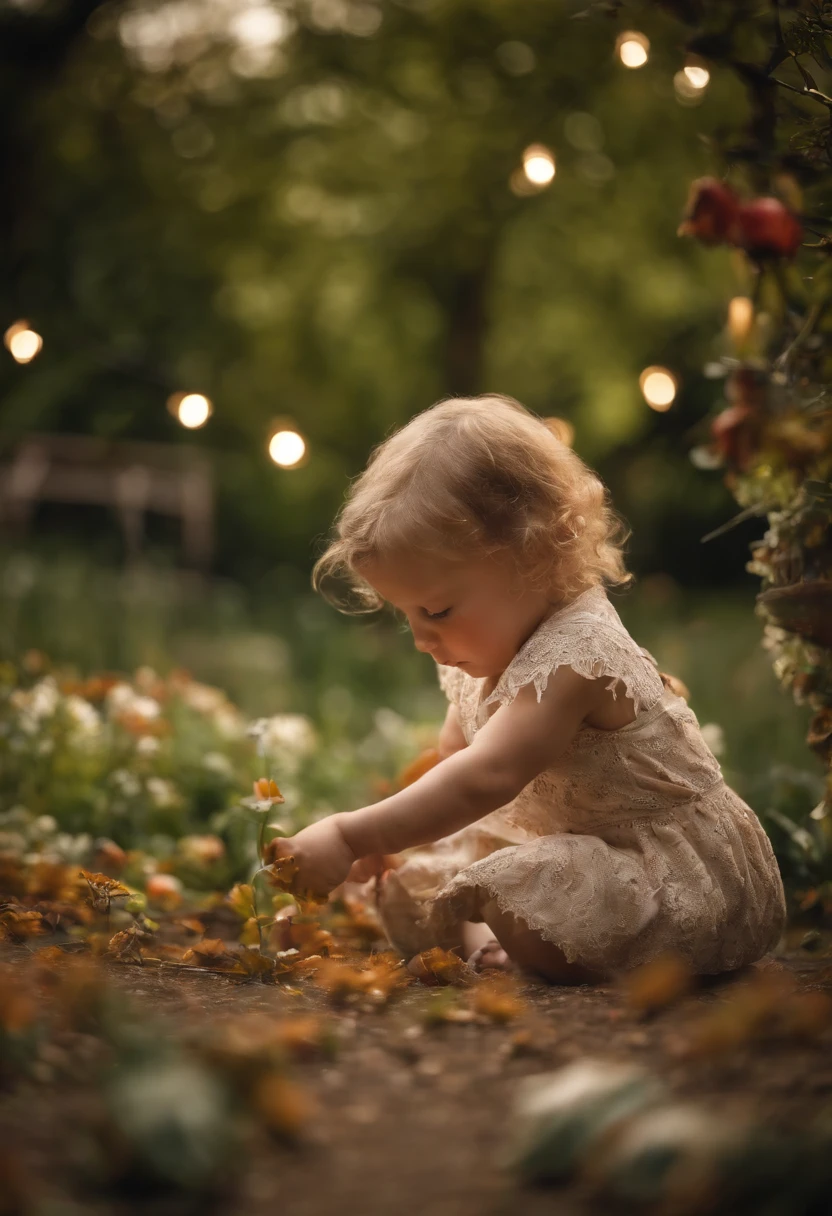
[522,144,556,187]
[727,296,754,347]
[616,32,650,69]
[639,366,677,411]
[167,391,213,428]
[268,429,306,467]
[683,63,710,89]
[674,60,710,105]
[4,321,43,364]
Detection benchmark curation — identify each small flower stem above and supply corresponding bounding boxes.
[251,866,267,955]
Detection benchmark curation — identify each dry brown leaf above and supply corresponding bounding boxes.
[469,977,526,1023]
[107,926,146,963]
[313,957,410,1005]
[144,941,189,962]
[250,1072,317,1139]
[234,948,280,979]
[620,952,694,1017]
[34,946,67,966]
[0,905,46,941]
[0,977,37,1033]
[327,895,385,946]
[273,1016,333,1062]
[78,870,131,911]
[227,883,257,921]
[265,855,301,892]
[682,970,797,1057]
[27,860,75,902]
[270,918,333,959]
[175,916,206,936]
[409,947,472,987]
[182,938,239,968]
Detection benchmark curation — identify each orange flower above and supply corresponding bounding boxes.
[117,711,169,737]
[254,778,285,804]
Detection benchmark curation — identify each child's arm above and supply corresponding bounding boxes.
[338,664,604,858]
[437,702,467,759]
[268,666,607,897]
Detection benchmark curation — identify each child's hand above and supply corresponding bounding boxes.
[264,816,356,900]
[346,853,401,884]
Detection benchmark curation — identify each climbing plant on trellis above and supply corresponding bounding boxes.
[595,2,832,841]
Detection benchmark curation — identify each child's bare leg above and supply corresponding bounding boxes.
[481,900,608,986]
[462,921,512,971]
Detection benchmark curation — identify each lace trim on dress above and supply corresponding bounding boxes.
[436,664,464,706]
[475,600,665,730]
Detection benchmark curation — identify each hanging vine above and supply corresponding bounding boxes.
[592,3,832,835]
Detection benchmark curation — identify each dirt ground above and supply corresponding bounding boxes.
[2,928,832,1216]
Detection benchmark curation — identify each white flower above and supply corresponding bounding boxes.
[132,696,161,720]
[0,806,31,828]
[213,706,245,739]
[111,769,141,797]
[203,751,233,777]
[134,666,158,692]
[373,707,409,745]
[136,735,161,757]
[65,695,101,739]
[29,678,60,721]
[33,815,58,836]
[259,714,318,759]
[47,832,92,862]
[106,683,138,716]
[146,777,179,808]
[700,723,725,758]
[178,834,225,864]
[180,682,227,715]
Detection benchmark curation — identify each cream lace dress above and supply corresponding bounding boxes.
[377,586,787,975]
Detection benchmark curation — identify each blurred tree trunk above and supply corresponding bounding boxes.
[0,0,111,287]
[441,265,489,397]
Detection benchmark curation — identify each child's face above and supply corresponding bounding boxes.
[359,553,555,680]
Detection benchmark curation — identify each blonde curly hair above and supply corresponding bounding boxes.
[312,394,632,612]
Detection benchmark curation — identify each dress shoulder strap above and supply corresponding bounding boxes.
[476,586,664,728]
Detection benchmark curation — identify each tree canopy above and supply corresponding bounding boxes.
[1,0,765,577]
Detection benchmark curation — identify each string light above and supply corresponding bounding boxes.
[268,428,306,468]
[522,144,556,187]
[4,321,43,364]
[167,392,213,428]
[683,63,710,89]
[616,31,650,69]
[639,366,677,411]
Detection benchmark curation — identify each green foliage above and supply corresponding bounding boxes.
[1,0,739,576]
[641,0,832,821]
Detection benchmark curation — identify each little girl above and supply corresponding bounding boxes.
[270,395,787,983]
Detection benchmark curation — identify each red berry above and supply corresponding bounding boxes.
[735,197,803,259]
[710,403,759,470]
[725,368,767,409]
[678,177,741,245]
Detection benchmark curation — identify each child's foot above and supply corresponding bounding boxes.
[468,939,514,972]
